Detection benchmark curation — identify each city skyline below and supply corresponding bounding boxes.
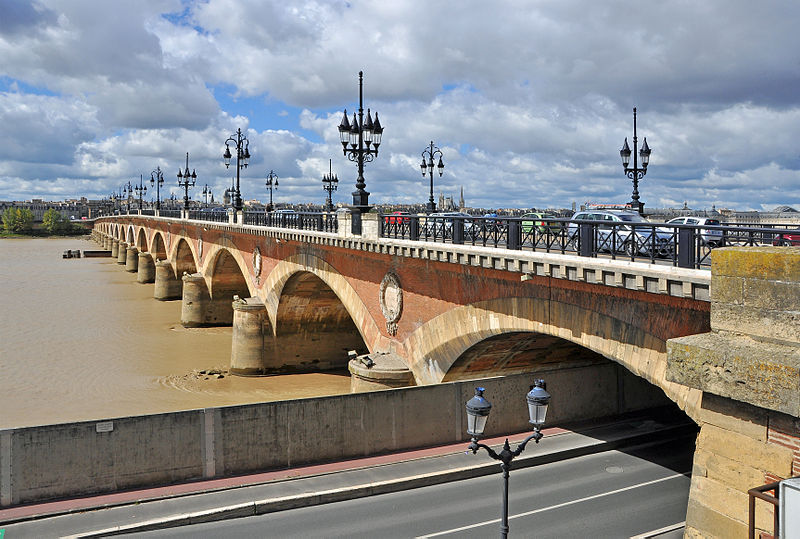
[1,0,799,211]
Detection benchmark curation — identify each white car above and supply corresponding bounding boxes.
[567,210,674,257]
[666,217,722,246]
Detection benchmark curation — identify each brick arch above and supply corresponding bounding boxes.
[169,237,198,279]
[403,296,702,420]
[136,228,148,252]
[261,253,381,352]
[125,225,134,244]
[205,246,253,300]
[150,231,167,261]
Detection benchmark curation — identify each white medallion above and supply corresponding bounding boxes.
[379,271,403,336]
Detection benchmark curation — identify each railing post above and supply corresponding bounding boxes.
[410,217,420,241]
[506,220,521,250]
[579,223,594,257]
[678,227,696,268]
[453,218,465,245]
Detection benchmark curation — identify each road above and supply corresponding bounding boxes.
[130,435,693,538]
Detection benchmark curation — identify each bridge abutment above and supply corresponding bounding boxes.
[180,272,213,327]
[137,253,155,283]
[154,260,182,300]
[125,246,139,272]
[667,246,800,537]
[116,242,127,264]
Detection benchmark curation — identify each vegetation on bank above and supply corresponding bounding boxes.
[1,208,88,237]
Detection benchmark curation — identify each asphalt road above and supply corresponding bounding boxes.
[130,435,693,539]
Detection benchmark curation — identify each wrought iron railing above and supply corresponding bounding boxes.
[159,209,181,218]
[242,211,338,232]
[140,209,156,216]
[380,214,800,269]
[189,209,229,223]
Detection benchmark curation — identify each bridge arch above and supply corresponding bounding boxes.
[207,246,252,302]
[150,231,167,261]
[136,228,148,252]
[404,297,701,420]
[262,253,381,352]
[170,238,198,279]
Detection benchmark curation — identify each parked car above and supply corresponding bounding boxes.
[423,212,474,238]
[666,216,722,246]
[520,212,562,234]
[385,211,411,225]
[772,232,800,246]
[567,210,674,257]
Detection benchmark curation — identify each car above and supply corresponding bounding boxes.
[423,212,474,238]
[274,209,296,214]
[385,211,411,225]
[520,212,562,234]
[772,232,800,246]
[567,210,674,257]
[666,217,722,246]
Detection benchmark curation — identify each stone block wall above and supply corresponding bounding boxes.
[667,246,800,537]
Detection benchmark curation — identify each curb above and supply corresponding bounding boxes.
[70,423,696,537]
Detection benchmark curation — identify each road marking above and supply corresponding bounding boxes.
[417,472,689,538]
[629,521,685,538]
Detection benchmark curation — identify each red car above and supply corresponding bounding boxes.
[385,211,411,224]
[772,232,800,246]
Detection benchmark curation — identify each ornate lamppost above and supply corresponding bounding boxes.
[134,174,147,210]
[201,184,213,207]
[150,167,164,210]
[619,107,652,215]
[223,128,250,214]
[465,380,552,539]
[420,140,444,213]
[265,170,278,212]
[322,159,338,212]
[122,181,133,213]
[177,152,196,211]
[338,70,384,233]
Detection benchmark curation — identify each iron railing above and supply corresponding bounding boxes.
[380,214,800,269]
[242,211,338,232]
[140,209,156,216]
[748,480,780,539]
[159,209,182,218]
[189,209,229,223]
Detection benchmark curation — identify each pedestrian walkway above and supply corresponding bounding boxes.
[0,413,695,538]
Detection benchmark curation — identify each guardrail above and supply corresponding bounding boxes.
[748,480,780,539]
[380,214,800,269]
[159,209,182,218]
[189,209,229,223]
[242,211,338,232]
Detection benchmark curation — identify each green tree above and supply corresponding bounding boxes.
[42,208,73,235]
[2,207,34,234]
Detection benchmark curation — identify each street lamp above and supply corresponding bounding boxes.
[176,152,197,211]
[201,184,213,207]
[134,174,147,210]
[322,158,338,212]
[265,170,278,212]
[122,181,133,213]
[338,70,384,233]
[150,167,164,210]
[223,128,250,214]
[466,380,552,539]
[420,140,444,213]
[619,107,652,215]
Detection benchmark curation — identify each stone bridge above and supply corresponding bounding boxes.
[91,214,800,537]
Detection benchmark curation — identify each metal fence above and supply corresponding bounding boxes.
[380,214,800,269]
[242,211,338,232]
[159,209,182,218]
[189,210,229,223]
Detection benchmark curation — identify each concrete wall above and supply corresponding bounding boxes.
[0,364,668,507]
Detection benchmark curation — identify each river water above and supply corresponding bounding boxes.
[0,237,351,429]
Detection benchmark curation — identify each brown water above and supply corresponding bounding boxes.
[0,238,351,429]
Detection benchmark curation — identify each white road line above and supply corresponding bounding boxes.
[417,472,689,538]
[629,521,685,538]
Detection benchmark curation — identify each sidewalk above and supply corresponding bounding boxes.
[0,414,695,538]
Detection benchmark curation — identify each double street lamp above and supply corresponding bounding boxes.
[322,159,338,212]
[122,180,133,213]
[176,152,197,211]
[619,107,652,215]
[134,175,147,210]
[150,167,164,210]
[420,140,444,213]
[265,170,278,212]
[223,128,250,213]
[338,70,384,233]
[466,380,552,539]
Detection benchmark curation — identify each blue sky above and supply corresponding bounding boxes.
[1,0,799,211]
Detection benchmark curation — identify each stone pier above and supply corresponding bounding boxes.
[230,297,271,375]
[116,242,127,264]
[111,239,119,258]
[125,247,139,272]
[154,260,182,300]
[667,246,800,538]
[137,252,155,283]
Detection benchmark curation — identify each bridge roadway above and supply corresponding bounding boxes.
[81,214,800,538]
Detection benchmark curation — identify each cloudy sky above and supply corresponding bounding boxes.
[1,0,799,211]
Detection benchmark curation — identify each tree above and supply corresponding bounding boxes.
[2,207,34,234]
[42,208,73,235]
